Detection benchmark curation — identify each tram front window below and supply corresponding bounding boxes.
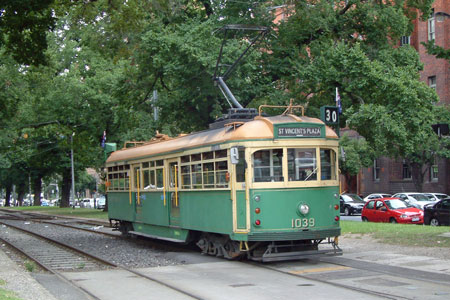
[253,149,283,182]
[320,149,336,180]
[288,148,317,181]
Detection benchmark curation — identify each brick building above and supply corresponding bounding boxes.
[358,0,450,196]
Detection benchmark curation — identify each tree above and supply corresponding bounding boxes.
[339,134,375,193]
[264,0,441,191]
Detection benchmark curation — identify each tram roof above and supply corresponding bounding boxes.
[106,114,338,164]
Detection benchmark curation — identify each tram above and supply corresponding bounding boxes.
[105,105,342,262]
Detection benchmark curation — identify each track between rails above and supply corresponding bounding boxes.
[0,218,204,300]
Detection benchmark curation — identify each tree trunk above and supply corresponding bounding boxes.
[411,162,427,193]
[5,184,12,207]
[17,182,26,206]
[60,168,71,208]
[33,175,42,206]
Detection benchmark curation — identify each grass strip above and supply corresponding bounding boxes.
[4,206,108,220]
[341,220,450,248]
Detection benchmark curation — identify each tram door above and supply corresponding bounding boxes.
[132,164,142,221]
[167,159,180,226]
[231,147,248,231]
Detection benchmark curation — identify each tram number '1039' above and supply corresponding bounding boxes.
[291,218,315,228]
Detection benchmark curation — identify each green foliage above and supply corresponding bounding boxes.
[339,134,375,176]
[24,260,36,272]
[421,40,450,62]
[0,0,55,65]
[0,0,445,195]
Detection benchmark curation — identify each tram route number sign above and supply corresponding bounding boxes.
[320,106,339,125]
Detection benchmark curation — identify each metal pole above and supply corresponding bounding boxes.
[71,133,76,207]
[217,77,243,108]
[153,90,159,121]
[28,173,32,206]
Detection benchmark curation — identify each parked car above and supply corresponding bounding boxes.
[96,196,106,209]
[424,198,450,226]
[391,192,435,209]
[362,198,423,224]
[363,193,392,202]
[41,199,49,206]
[423,193,449,202]
[80,198,92,208]
[340,194,365,216]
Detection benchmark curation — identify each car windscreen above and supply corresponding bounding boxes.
[410,194,431,202]
[384,199,410,209]
[345,194,364,203]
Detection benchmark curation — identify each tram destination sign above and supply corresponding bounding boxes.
[277,126,322,138]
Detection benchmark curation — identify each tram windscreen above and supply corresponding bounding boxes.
[288,149,317,181]
[253,149,283,182]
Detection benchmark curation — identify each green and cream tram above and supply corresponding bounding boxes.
[106,107,342,261]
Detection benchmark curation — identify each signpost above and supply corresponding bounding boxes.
[320,106,340,137]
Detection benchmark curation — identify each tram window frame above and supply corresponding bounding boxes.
[139,159,164,190]
[320,148,337,180]
[252,149,283,183]
[179,150,229,190]
[287,148,317,182]
[107,164,130,191]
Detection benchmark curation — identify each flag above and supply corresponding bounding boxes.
[336,87,342,114]
[101,131,106,148]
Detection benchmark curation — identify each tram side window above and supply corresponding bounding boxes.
[253,149,283,182]
[288,148,317,181]
[156,167,164,189]
[215,161,228,187]
[236,149,246,183]
[107,167,130,191]
[203,162,214,188]
[320,149,336,180]
[191,163,202,189]
[181,165,191,189]
[179,150,229,189]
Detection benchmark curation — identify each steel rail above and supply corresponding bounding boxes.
[0,220,204,300]
[0,229,102,300]
[247,261,412,300]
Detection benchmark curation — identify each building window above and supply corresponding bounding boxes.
[402,160,411,180]
[428,9,435,41]
[400,36,410,46]
[430,157,438,181]
[373,159,380,181]
[428,76,436,90]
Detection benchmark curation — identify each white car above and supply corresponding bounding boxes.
[363,193,392,202]
[391,193,435,209]
[423,193,449,202]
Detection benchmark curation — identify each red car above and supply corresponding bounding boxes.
[362,198,423,224]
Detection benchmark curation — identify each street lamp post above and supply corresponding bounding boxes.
[71,133,76,207]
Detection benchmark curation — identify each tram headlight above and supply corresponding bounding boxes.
[298,204,310,215]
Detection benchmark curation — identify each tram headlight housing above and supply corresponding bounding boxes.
[298,204,310,215]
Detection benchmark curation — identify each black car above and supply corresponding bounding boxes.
[340,194,365,216]
[424,198,450,226]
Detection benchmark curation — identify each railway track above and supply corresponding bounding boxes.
[2,209,450,300]
[0,215,203,300]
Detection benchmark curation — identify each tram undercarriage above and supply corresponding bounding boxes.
[196,233,342,262]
